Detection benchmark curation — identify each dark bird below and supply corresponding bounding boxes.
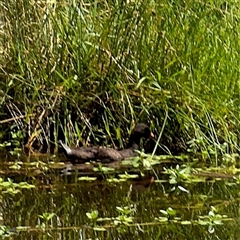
[59,123,154,163]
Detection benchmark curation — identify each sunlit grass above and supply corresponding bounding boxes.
[0,0,240,162]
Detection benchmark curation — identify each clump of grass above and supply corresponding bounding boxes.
[0,0,240,163]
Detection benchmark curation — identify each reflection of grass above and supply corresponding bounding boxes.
[1,1,240,163]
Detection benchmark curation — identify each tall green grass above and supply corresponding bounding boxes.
[0,0,240,159]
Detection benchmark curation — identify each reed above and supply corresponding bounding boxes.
[0,0,240,160]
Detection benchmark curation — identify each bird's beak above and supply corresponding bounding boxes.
[150,132,154,138]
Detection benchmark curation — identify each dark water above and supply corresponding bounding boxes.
[0,154,240,240]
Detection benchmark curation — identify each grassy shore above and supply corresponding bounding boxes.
[0,0,240,160]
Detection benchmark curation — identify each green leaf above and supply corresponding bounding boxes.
[181,220,192,225]
[166,208,176,216]
[93,227,106,231]
[78,177,97,181]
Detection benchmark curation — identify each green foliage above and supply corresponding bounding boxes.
[198,206,228,233]
[0,225,14,237]
[164,164,193,185]
[37,213,56,231]
[93,164,115,173]
[0,178,35,195]
[118,172,139,179]
[78,176,97,181]
[157,207,179,222]
[86,210,99,222]
[0,0,240,162]
[163,164,210,193]
[86,210,107,231]
[114,206,135,225]
[86,205,135,229]
[38,213,55,222]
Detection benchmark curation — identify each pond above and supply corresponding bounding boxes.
[0,152,239,239]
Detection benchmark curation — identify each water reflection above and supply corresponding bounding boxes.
[0,155,240,239]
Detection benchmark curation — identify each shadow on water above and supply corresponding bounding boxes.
[0,152,240,239]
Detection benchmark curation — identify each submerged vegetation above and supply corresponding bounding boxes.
[0,0,240,159]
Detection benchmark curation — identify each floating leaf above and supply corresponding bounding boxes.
[107,178,126,183]
[118,173,139,179]
[93,166,115,172]
[78,177,97,181]
[166,207,176,216]
[156,217,168,222]
[97,217,112,222]
[198,220,208,225]
[181,220,192,225]
[86,210,98,220]
[160,210,168,215]
[18,182,35,189]
[93,227,106,231]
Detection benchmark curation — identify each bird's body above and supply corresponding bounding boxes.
[59,141,99,162]
[59,123,154,163]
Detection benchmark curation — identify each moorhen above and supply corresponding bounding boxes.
[59,123,154,163]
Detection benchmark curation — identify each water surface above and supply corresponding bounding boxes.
[0,153,239,239]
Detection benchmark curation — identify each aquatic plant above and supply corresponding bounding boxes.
[0,178,35,195]
[37,213,56,231]
[198,206,228,233]
[156,207,179,222]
